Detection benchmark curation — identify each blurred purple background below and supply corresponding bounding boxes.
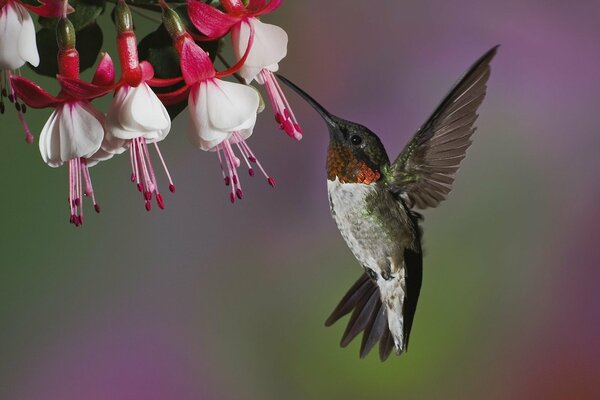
[1,1,600,399]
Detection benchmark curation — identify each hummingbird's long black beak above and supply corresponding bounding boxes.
[276,74,337,128]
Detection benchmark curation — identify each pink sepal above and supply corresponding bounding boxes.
[180,37,216,85]
[9,76,60,109]
[188,0,240,38]
[148,76,184,88]
[140,61,155,82]
[92,53,115,86]
[23,0,74,18]
[57,76,115,100]
[252,0,282,16]
[157,85,191,106]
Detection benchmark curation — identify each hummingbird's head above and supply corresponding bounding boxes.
[277,75,389,184]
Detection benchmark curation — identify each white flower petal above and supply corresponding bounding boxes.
[39,108,62,167]
[101,130,129,155]
[187,83,229,150]
[58,102,104,161]
[16,4,38,67]
[206,79,259,132]
[233,18,288,83]
[0,3,25,69]
[86,147,114,167]
[107,84,171,141]
[130,83,170,132]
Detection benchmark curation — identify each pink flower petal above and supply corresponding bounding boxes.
[10,76,60,108]
[187,0,240,38]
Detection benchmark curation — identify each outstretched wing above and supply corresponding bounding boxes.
[387,46,498,209]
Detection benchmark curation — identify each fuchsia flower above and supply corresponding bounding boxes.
[155,6,274,203]
[0,0,71,143]
[188,0,302,140]
[10,19,114,225]
[100,1,174,211]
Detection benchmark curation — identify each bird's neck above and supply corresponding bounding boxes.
[326,144,382,184]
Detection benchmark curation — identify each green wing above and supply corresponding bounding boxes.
[387,46,498,209]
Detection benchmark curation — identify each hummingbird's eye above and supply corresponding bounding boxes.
[350,135,363,146]
[366,268,378,280]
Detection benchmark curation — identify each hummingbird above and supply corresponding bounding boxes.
[277,46,497,361]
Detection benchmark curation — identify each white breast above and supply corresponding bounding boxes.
[327,178,393,273]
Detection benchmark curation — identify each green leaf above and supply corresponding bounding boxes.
[31,24,103,78]
[39,0,105,31]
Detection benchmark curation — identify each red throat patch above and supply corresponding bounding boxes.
[327,144,381,184]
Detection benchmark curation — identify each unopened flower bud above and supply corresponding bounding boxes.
[115,0,134,34]
[161,7,186,39]
[56,18,76,50]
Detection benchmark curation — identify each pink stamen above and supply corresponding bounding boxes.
[153,142,175,193]
[219,142,237,203]
[216,146,230,186]
[67,157,100,226]
[213,132,275,202]
[129,137,174,211]
[259,69,302,140]
[232,132,275,187]
[222,140,243,200]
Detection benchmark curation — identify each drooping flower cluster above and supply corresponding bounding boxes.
[3,0,299,226]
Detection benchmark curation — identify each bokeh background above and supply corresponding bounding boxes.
[2,1,600,399]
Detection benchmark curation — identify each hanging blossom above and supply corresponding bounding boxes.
[92,0,174,211]
[0,0,70,142]
[153,5,274,203]
[188,0,302,141]
[11,18,115,226]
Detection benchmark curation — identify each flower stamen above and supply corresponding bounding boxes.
[68,157,99,226]
[232,131,276,187]
[259,69,302,141]
[2,70,34,143]
[129,137,172,210]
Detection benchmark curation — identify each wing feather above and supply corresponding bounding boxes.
[388,46,498,209]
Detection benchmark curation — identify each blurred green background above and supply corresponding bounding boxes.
[2,1,600,399]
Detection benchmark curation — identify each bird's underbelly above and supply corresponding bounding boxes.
[327,179,397,272]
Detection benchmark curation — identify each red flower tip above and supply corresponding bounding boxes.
[92,52,115,86]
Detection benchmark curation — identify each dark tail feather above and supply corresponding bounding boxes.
[326,273,394,361]
[379,328,395,361]
[403,247,423,350]
[325,273,372,326]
